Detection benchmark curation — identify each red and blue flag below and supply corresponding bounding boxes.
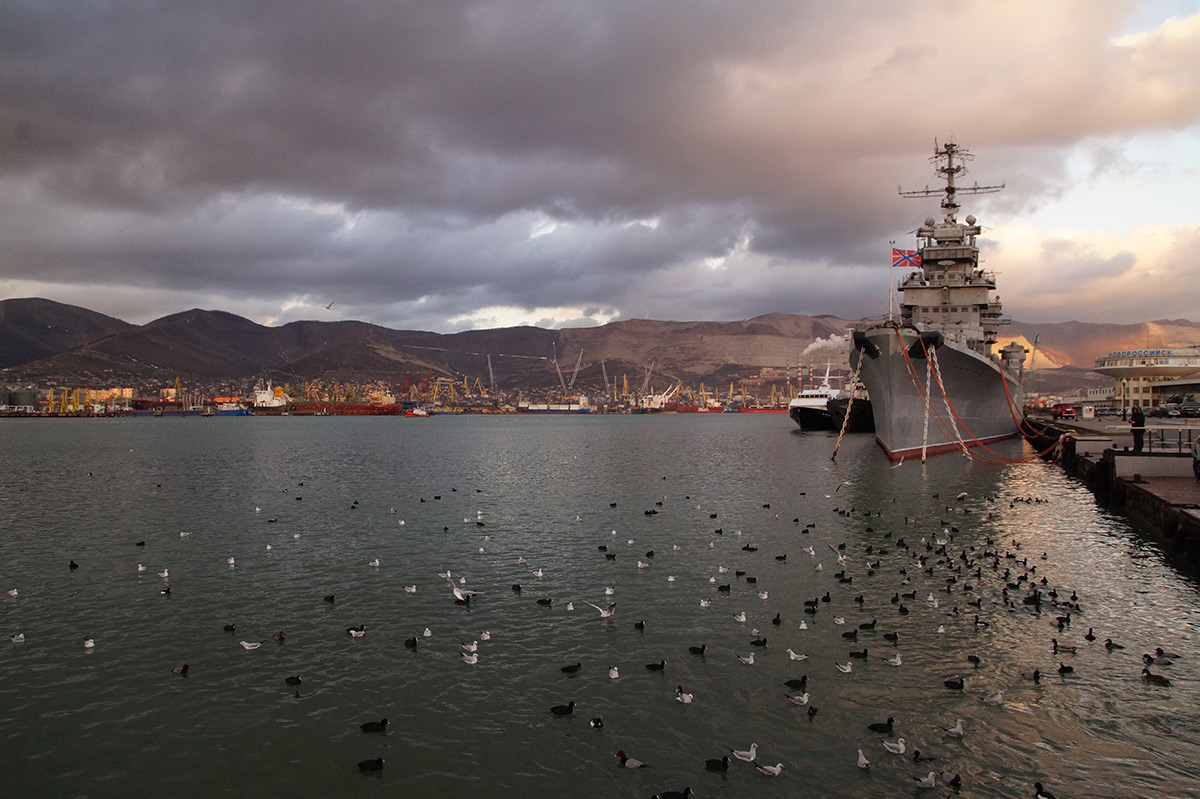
[891,248,921,268]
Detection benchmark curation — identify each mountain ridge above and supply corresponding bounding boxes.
[2,298,1198,396]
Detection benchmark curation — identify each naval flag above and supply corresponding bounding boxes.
[891,248,921,268]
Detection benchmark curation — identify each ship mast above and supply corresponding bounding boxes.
[899,140,1003,223]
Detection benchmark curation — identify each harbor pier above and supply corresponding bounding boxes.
[1027,414,1200,561]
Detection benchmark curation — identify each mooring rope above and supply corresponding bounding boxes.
[830,350,866,461]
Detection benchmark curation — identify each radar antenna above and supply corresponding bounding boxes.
[898,140,1003,223]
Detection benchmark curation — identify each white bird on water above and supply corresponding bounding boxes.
[423,627,432,637]
[857,749,870,769]
[946,719,964,737]
[731,743,758,762]
[914,771,937,788]
[787,692,810,706]
[461,651,478,665]
[461,641,478,653]
[10,633,25,644]
[983,691,1004,706]
[404,585,417,593]
[786,649,807,661]
[158,569,169,578]
[83,637,95,649]
[882,737,906,755]
[836,661,853,673]
[676,686,694,704]
[227,557,235,566]
[585,601,616,618]
[797,620,808,630]
[733,612,747,623]
[886,653,903,666]
[136,564,145,572]
[699,599,710,608]
[604,587,615,596]
[368,558,379,567]
[239,641,261,650]
[479,631,491,641]
[757,762,783,776]
[737,652,755,665]
[609,666,619,679]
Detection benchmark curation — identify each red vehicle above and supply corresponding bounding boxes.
[1051,403,1077,420]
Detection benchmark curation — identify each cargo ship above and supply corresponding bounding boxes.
[850,141,1026,461]
[516,396,593,414]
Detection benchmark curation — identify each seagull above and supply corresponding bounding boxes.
[480,631,491,640]
[857,749,870,769]
[323,301,335,309]
[757,762,783,776]
[136,564,145,572]
[675,685,694,704]
[886,653,903,666]
[882,738,906,755]
[945,719,965,737]
[787,649,807,661]
[787,692,810,706]
[404,585,417,593]
[733,612,747,622]
[699,599,710,608]
[737,652,755,665]
[83,637,95,649]
[11,633,26,643]
[731,743,758,762]
[227,557,235,566]
[368,558,379,567]
[836,661,853,673]
[158,569,169,578]
[584,601,616,618]
[239,641,261,650]
[983,690,1004,705]
[609,666,619,679]
[347,626,366,638]
[423,627,432,637]
[914,771,937,788]
[462,641,478,653]
[461,651,478,664]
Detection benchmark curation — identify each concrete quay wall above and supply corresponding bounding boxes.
[1052,428,1200,562]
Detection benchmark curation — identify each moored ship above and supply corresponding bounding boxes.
[787,364,842,430]
[850,141,1026,461]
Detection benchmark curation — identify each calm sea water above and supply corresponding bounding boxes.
[1,414,1197,799]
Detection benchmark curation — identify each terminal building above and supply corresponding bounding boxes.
[1092,347,1200,414]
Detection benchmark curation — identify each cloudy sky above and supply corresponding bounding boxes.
[1,1,1198,333]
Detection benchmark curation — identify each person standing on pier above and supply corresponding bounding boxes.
[1192,435,1200,482]
[1130,405,1146,453]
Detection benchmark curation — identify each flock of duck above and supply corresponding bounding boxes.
[5,473,1186,799]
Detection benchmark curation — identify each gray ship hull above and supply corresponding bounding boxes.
[851,326,1022,460]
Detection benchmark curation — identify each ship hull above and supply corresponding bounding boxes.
[826,397,874,433]
[851,327,1021,460]
[788,403,834,430]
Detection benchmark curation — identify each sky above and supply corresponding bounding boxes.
[1,0,1198,334]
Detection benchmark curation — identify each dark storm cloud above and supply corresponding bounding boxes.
[0,1,1197,329]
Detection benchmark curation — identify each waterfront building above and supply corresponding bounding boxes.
[1092,347,1200,415]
